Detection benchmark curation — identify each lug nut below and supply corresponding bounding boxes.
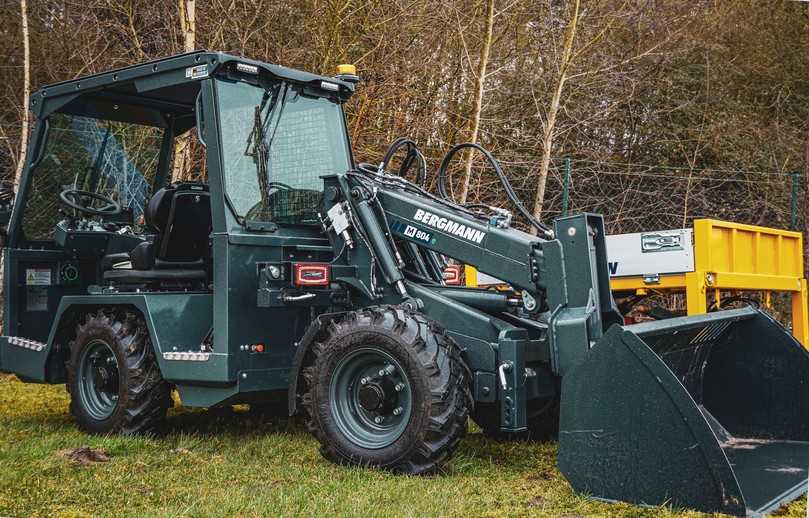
[374,416,384,424]
[392,407,403,416]
[360,377,369,385]
[379,365,395,377]
[394,383,405,392]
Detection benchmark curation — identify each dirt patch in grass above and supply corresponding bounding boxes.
[59,447,111,466]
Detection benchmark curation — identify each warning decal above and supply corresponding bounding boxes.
[25,268,52,286]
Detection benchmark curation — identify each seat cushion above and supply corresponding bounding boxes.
[103,268,207,283]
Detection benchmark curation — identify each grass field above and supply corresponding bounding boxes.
[0,374,805,518]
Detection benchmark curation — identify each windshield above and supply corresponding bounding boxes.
[216,78,351,226]
[21,113,163,241]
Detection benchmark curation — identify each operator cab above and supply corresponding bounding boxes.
[15,62,213,292]
[4,51,355,347]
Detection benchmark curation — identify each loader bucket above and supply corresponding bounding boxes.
[558,307,809,516]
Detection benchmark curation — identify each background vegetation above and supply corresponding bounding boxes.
[0,0,806,240]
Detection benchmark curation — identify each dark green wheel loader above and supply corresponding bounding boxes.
[1,51,807,516]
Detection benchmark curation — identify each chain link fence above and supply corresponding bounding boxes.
[458,153,808,312]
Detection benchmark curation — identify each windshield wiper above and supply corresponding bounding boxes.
[244,83,290,211]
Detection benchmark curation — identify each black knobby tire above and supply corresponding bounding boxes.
[301,306,472,474]
[67,308,171,436]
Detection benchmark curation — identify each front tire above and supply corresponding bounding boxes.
[67,309,171,436]
[302,306,472,474]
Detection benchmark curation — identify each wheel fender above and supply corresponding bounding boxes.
[45,297,158,383]
[287,311,345,416]
[46,294,219,385]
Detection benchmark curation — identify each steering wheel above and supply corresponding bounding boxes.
[59,188,121,216]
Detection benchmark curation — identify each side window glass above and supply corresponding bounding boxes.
[21,113,163,241]
[171,127,207,183]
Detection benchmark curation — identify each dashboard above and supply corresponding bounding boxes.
[54,219,145,258]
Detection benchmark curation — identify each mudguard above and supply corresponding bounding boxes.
[0,293,219,384]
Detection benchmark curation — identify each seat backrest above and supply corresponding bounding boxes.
[145,182,211,263]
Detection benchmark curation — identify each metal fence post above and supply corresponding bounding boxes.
[791,171,800,230]
[562,156,571,217]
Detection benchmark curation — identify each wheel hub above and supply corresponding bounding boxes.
[93,364,118,392]
[358,383,384,411]
[78,340,120,420]
[358,378,398,413]
[329,348,413,449]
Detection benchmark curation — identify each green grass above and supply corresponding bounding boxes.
[0,374,805,518]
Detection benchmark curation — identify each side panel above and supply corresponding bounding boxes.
[219,233,321,389]
[0,247,86,379]
[3,249,84,344]
[1,293,222,384]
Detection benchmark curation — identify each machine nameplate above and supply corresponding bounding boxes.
[412,209,486,244]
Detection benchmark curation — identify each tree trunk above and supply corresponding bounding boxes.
[459,0,495,204]
[5,0,30,333]
[14,0,30,192]
[181,0,196,52]
[172,0,196,182]
[531,0,579,230]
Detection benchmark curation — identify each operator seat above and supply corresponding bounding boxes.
[102,182,211,285]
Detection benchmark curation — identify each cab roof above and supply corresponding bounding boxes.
[30,51,354,125]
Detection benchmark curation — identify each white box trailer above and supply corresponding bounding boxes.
[605,228,694,280]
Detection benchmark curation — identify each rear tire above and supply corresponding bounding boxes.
[67,309,170,436]
[302,306,472,474]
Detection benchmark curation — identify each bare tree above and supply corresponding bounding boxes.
[14,0,30,192]
[0,0,802,275]
[172,0,196,181]
[530,0,579,228]
[180,0,196,52]
[459,0,495,204]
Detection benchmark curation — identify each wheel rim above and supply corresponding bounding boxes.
[329,347,413,449]
[77,339,120,420]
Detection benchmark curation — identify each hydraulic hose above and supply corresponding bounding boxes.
[378,137,428,187]
[437,142,553,236]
